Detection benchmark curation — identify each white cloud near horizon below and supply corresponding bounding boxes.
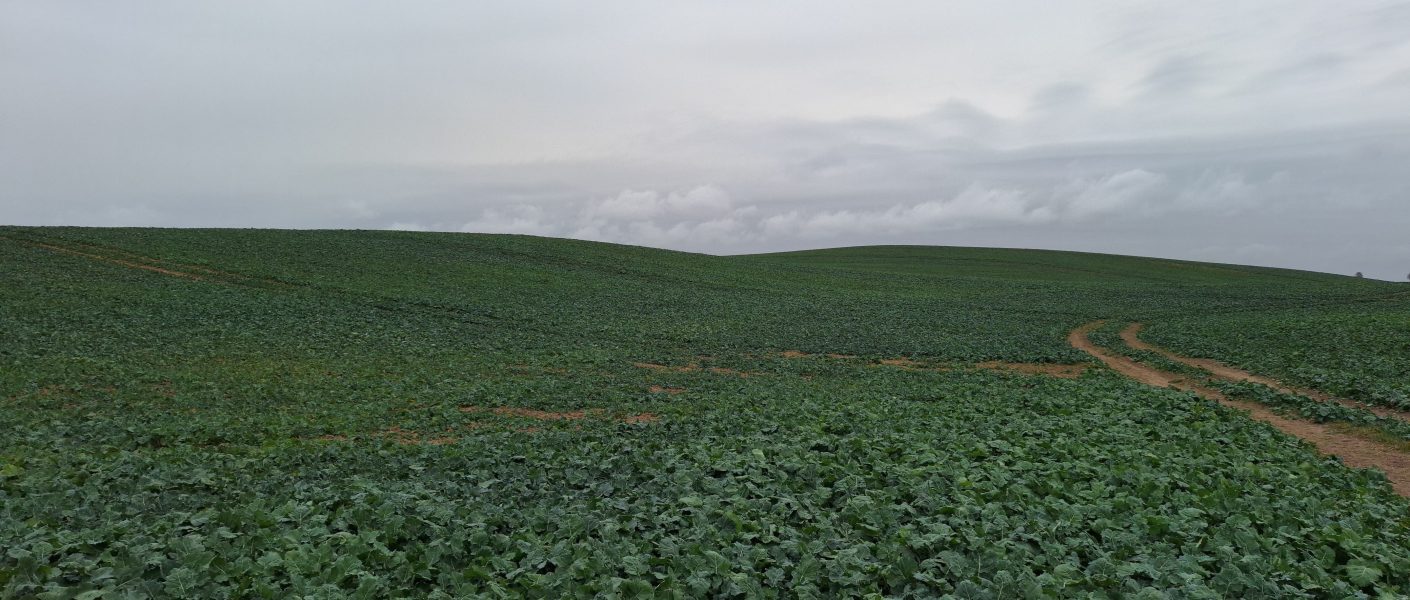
[396,164,1296,255]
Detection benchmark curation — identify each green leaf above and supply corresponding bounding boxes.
[163,567,202,597]
[1346,560,1383,587]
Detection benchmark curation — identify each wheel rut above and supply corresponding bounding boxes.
[1070,320,1410,497]
[1121,322,1410,422]
[9,238,207,280]
[3,235,307,289]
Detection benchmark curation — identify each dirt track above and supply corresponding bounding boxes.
[1070,320,1410,497]
[1121,323,1410,421]
[18,239,206,280]
[5,236,299,289]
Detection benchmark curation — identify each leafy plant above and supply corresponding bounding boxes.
[3,227,1409,596]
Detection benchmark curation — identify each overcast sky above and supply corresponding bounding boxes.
[3,2,1409,279]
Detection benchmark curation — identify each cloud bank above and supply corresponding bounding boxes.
[410,165,1291,254]
[2,1,1409,278]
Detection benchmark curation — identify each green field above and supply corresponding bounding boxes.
[3,226,1409,598]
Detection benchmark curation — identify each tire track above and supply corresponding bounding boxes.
[1122,322,1410,422]
[11,238,207,281]
[1070,320,1410,497]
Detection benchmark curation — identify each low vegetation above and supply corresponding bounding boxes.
[3,227,1409,597]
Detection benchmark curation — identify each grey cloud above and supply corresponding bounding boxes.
[1028,83,1091,113]
[393,151,1301,255]
[3,1,1409,279]
[1135,54,1213,97]
[1254,53,1348,87]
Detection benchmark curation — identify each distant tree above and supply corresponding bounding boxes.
[1355,272,1364,278]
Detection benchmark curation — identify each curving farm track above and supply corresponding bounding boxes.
[1070,320,1410,497]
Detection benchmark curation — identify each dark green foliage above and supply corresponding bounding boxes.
[3,227,1409,597]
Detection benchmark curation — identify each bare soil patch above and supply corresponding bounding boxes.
[460,405,660,426]
[379,426,428,445]
[976,361,1086,379]
[649,385,685,394]
[774,350,859,360]
[876,357,930,369]
[633,362,752,377]
[380,427,457,445]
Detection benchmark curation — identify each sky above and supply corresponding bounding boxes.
[3,2,1409,279]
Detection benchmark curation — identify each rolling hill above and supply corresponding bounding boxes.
[3,226,1409,597]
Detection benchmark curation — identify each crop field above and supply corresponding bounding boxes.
[3,226,1410,598]
[1143,303,1410,411]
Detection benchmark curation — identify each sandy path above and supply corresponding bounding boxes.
[1122,323,1410,421]
[1070,321,1410,497]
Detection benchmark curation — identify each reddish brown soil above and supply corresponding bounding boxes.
[975,361,1086,379]
[1068,322,1180,387]
[633,362,752,377]
[774,350,859,360]
[1122,323,1410,421]
[876,357,929,369]
[648,385,685,394]
[380,426,425,445]
[460,405,659,426]
[1071,320,1410,497]
[495,406,603,420]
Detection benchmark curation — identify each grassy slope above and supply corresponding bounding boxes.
[2,227,1409,597]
